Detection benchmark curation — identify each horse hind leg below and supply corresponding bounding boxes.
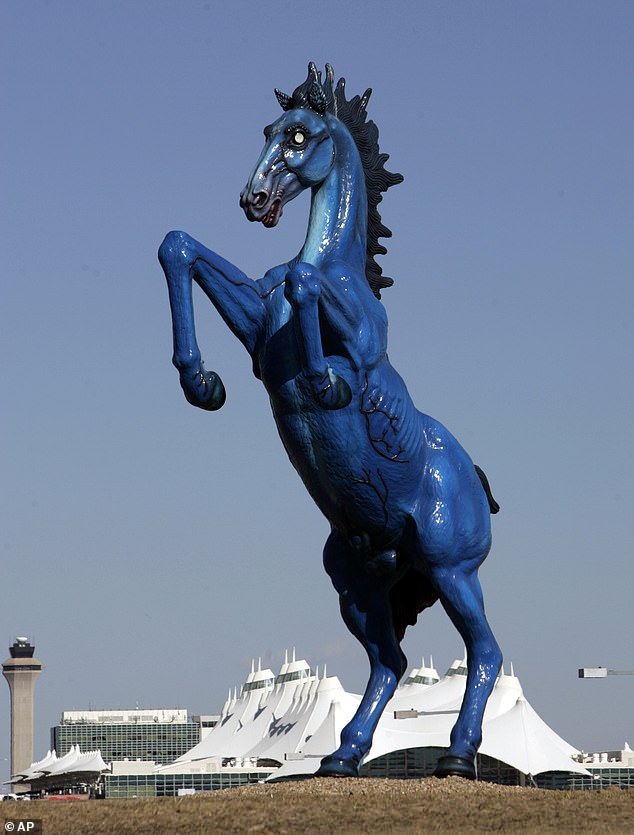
[428,562,502,779]
[317,531,407,777]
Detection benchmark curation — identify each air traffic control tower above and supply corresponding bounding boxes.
[3,637,42,785]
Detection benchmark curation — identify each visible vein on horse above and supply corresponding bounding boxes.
[371,431,408,463]
[361,374,409,463]
[351,467,389,529]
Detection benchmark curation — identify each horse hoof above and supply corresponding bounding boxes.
[181,365,226,411]
[316,755,359,778]
[434,755,476,780]
[312,371,352,410]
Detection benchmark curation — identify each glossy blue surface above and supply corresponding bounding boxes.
[159,64,502,779]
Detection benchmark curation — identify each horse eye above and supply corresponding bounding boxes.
[291,131,306,147]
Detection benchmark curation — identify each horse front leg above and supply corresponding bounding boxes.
[317,530,407,777]
[158,230,266,410]
[284,263,351,410]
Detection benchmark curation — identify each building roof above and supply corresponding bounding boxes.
[9,746,108,787]
[59,708,188,725]
[39,745,108,777]
[8,750,59,783]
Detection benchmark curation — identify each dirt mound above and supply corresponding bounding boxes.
[3,777,633,834]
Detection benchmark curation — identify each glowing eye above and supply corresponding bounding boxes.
[292,131,306,146]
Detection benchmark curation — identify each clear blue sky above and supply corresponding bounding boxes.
[2,1,633,783]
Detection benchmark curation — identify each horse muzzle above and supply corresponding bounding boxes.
[239,189,283,227]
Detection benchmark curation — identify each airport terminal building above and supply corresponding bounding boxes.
[50,708,209,766]
[11,651,634,798]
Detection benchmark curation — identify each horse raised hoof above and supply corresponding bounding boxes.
[309,368,352,410]
[315,755,359,778]
[433,755,476,780]
[180,364,226,411]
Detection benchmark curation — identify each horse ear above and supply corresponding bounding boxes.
[308,82,327,114]
[306,62,327,113]
[275,88,292,111]
[324,64,336,115]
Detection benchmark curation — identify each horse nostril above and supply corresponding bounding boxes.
[252,190,269,209]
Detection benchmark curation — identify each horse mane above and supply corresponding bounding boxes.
[276,63,404,299]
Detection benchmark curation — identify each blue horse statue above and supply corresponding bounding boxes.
[159,63,502,780]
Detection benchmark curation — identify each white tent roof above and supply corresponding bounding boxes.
[40,745,108,777]
[159,654,317,770]
[270,683,362,780]
[479,696,587,776]
[40,745,83,776]
[166,668,276,765]
[362,667,589,777]
[247,672,360,764]
[8,750,59,784]
[14,746,109,784]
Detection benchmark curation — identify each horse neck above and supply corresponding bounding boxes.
[299,126,367,273]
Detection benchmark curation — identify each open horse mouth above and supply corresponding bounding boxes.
[262,198,283,228]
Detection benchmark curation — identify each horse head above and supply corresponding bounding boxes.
[240,63,403,299]
[239,107,337,228]
[240,64,338,228]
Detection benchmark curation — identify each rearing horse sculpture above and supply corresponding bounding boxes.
[159,63,502,780]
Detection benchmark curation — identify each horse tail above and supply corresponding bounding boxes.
[474,465,500,514]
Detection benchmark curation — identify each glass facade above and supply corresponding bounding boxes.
[403,673,440,686]
[51,721,200,765]
[103,770,271,798]
[275,668,313,685]
[360,746,445,779]
[361,747,525,784]
[243,676,275,692]
[362,747,634,790]
[535,768,634,791]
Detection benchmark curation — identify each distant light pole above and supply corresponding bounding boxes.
[578,667,634,678]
